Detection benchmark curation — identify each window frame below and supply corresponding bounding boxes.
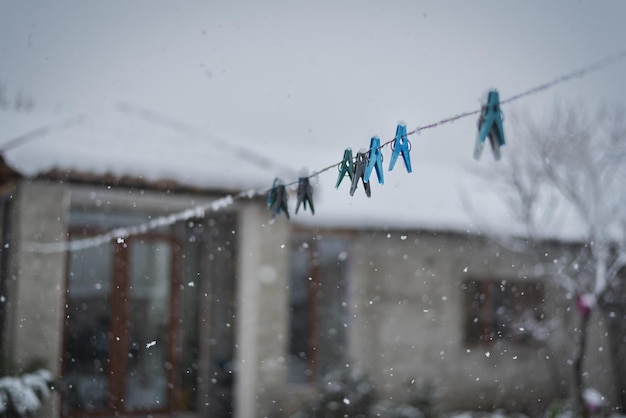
[62,227,183,416]
[288,231,351,385]
[0,190,13,362]
[462,277,546,347]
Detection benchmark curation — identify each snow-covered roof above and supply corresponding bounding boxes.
[0,108,282,192]
[2,1,625,244]
[0,108,590,241]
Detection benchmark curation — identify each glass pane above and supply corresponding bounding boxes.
[0,199,10,358]
[125,239,172,411]
[203,214,237,415]
[288,236,350,383]
[178,232,201,411]
[288,240,312,383]
[63,243,113,413]
[316,238,349,378]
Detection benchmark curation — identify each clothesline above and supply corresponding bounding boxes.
[23,48,626,253]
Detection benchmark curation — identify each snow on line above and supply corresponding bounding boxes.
[26,193,241,254]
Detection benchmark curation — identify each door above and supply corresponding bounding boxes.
[62,235,179,415]
[62,210,238,417]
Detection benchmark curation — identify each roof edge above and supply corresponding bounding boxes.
[36,167,242,197]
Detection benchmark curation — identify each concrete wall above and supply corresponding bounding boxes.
[235,202,290,418]
[5,179,70,417]
[3,178,617,416]
[3,179,294,418]
[348,229,575,414]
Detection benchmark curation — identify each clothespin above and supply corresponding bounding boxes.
[350,151,372,197]
[267,178,290,219]
[475,90,505,160]
[363,136,384,184]
[336,148,355,189]
[389,123,412,173]
[296,177,315,215]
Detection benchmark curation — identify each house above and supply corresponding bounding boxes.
[0,109,621,417]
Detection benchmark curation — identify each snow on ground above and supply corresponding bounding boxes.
[0,369,52,416]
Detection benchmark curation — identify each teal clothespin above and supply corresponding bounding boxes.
[388,123,412,173]
[363,136,384,184]
[296,177,315,215]
[474,90,505,160]
[267,178,290,219]
[336,148,355,189]
[350,151,371,197]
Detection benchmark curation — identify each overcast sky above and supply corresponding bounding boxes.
[1,1,626,230]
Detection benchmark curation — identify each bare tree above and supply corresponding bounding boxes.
[485,101,626,416]
[0,82,34,112]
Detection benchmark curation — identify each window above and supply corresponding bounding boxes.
[463,278,546,345]
[288,233,350,384]
[62,210,207,415]
[0,192,12,359]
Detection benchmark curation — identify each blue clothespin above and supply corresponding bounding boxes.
[296,177,315,215]
[363,136,384,184]
[388,123,412,173]
[475,90,505,160]
[336,148,355,189]
[267,178,290,219]
[350,151,371,197]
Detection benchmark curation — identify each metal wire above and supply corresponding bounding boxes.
[24,49,626,253]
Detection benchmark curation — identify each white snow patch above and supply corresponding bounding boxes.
[258,265,277,284]
[579,293,597,310]
[0,369,53,416]
[583,387,605,408]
